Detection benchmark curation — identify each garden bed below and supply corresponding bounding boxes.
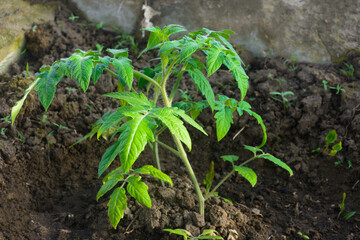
[0,3,359,240]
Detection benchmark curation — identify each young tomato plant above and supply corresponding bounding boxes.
[11,25,292,229]
[203,146,293,202]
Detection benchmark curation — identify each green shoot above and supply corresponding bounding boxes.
[114,34,138,54]
[203,146,293,201]
[297,232,310,239]
[329,84,345,95]
[323,130,342,156]
[1,115,11,124]
[275,77,286,83]
[322,80,328,91]
[337,193,355,220]
[69,13,79,21]
[270,91,296,109]
[18,131,25,143]
[96,44,104,53]
[339,62,354,78]
[344,211,356,220]
[283,55,298,72]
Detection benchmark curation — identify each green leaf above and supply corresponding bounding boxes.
[159,41,180,55]
[108,187,127,229]
[244,109,267,148]
[261,154,293,176]
[221,155,239,163]
[326,130,337,144]
[238,101,267,148]
[58,59,72,78]
[180,41,200,63]
[165,24,187,37]
[187,69,215,110]
[103,167,123,183]
[98,140,122,177]
[164,229,191,238]
[186,58,206,70]
[112,57,134,89]
[150,108,192,150]
[97,107,132,139]
[104,92,152,107]
[106,48,129,58]
[204,161,214,192]
[206,48,225,77]
[332,141,342,152]
[214,105,233,141]
[126,176,151,208]
[69,54,93,92]
[35,65,63,111]
[134,165,173,186]
[97,174,124,201]
[118,113,155,173]
[243,145,264,155]
[201,229,221,237]
[173,108,207,135]
[344,211,356,220]
[146,27,162,50]
[91,63,105,84]
[11,77,41,124]
[190,101,208,119]
[197,236,223,239]
[91,57,111,84]
[233,166,257,187]
[224,55,248,101]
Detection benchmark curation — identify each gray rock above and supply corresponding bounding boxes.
[67,0,143,34]
[0,0,57,74]
[68,0,360,64]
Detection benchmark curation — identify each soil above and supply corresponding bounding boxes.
[1,2,360,240]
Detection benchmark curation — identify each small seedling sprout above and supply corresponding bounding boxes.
[339,62,354,78]
[270,91,296,109]
[297,232,310,239]
[69,13,79,21]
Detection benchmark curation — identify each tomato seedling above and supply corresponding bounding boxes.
[11,25,292,229]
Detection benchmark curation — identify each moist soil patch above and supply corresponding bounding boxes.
[0,3,359,240]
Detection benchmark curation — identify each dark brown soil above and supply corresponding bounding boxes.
[0,3,359,240]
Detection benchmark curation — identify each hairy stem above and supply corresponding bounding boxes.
[160,85,205,216]
[169,63,187,104]
[153,137,165,187]
[156,140,180,158]
[206,155,259,199]
[205,169,235,200]
[132,69,162,89]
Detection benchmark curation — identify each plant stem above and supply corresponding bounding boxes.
[169,63,187,104]
[132,69,162,89]
[156,140,180,158]
[205,169,235,200]
[160,84,205,216]
[153,136,165,187]
[206,155,259,199]
[172,135,205,215]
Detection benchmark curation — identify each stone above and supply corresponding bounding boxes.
[149,0,360,64]
[0,0,57,74]
[67,0,143,34]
